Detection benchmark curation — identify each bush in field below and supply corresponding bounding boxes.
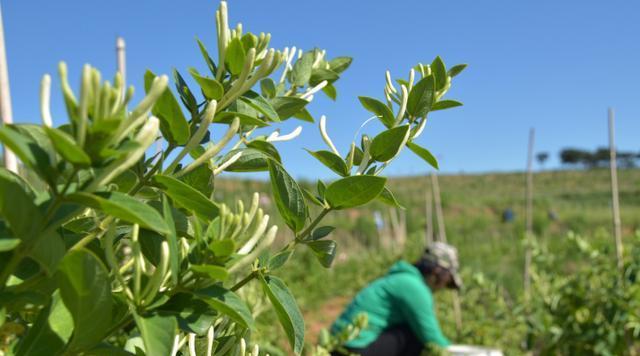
[0,2,466,355]
[526,233,640,355]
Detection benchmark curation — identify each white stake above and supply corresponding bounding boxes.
[0,3,17,173]
[523,128,535,302]
[608,108,623,274]
[116,36,126,91]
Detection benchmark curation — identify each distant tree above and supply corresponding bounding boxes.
[560,148,591,167]
[536,152,549,169]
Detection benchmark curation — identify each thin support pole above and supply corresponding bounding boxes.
[425,180,434,245]
[0,3,17,173]
[523,128,535,302]
[116,36,126,90]
[431,173,447,243]
[608,108,624,273]
[430,173,461,334]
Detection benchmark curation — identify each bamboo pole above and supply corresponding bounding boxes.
[425,180,434,245]
[116,36,126,90]
[0,3,17,173]
[523,128,535,302]
[431,173,447,243]
[430,173,461,334]
[608,108,624,273]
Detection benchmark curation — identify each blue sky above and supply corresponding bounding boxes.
[3,0,640,179]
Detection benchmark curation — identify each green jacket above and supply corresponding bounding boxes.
[331,261,451,348]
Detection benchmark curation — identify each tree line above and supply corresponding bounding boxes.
[536,148,640,169]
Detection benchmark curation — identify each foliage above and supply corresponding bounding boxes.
[0,1,465,355]
[560,147,640,169]
[525,233,640,355]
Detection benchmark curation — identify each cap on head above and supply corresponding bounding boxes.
[423,242,462,290]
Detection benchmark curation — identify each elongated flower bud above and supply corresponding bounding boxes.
[319,116,340,156]
[87,117,160,191]
[266,126,302,142]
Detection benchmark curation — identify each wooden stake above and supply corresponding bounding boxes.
[431,173,447,243]
[0,3,17,173]
[608,108,624,273]
[523,128,535,301]
[425,179,434,245]
[116,36,126,89]
[430,173,461,334]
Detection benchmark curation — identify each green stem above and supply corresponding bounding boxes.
[296,208,332,241]
[230,271,258,292]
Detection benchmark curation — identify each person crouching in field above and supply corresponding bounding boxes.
[330,242,461,356]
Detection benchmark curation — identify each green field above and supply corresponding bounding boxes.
[216,168,640,353]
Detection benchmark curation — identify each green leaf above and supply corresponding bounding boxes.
[291,51,314,86]
[307,240,337,267]
[15,291,73,356]
[30,230,65,274]
[378,187,405,209]
[268,249,293,270]
[0,238,20,251]
[133,313,177,356]
[431,100,463,111]
[241,33,258,52]
[153,175,219,222]
[223,148,270,172]
[247,139,282,163]
[190,265,229,281]
[293,107,314,123]
[358,96,395,128]
[259,275,305,355]
[305,149,349,177]
[225,38,246,76]
[267,161,308,232]
[144,70,190,145]
[194,286,255,329]
[240,91,280,121]
[270,97,309,120]
[431,56,447,91]
[302,188,323,207]
[317,180,326,199]
[189,68,224,100]
[310,226,335,241]
[209,239,235,257]
[0,169,42,242]
[173,69,198,115]
[57,249,113,352]
[43,126,91,167]
[196,38,217,75]
[448,64,467,78]
[309,68,339,86]
[67,192,170,234]
[213,111,268,127]
[0,125,52,181]
[260,78,277,99]
[407,142,439,169]
[406,75,436,118]
[179,163,214,198]
[159,293,216,335]
[370,125,410,162]
[328,57,352,74]
[325,176,387,209]
[322,83,337,101]
[162,195,180,285]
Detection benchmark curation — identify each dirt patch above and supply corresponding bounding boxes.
[304,296,351,344]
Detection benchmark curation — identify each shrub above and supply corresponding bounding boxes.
[0,2,465,354]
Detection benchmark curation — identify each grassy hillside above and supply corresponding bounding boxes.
[216,169,640,352]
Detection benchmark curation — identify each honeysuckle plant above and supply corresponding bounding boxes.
[0,2,465,355]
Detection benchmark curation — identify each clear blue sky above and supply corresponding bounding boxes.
[4,0,640,179]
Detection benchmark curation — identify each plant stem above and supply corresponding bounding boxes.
[230,271,257,292]
[296,207,331,241]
